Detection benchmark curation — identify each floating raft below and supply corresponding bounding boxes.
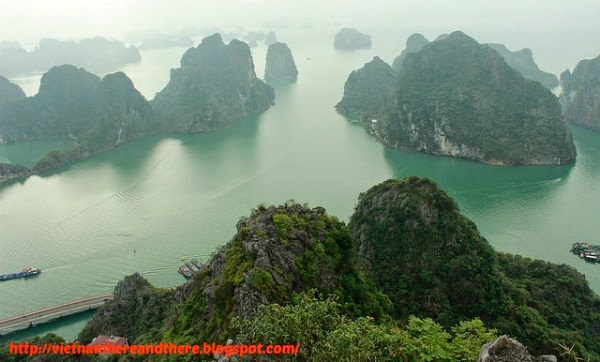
[571,242,600,263]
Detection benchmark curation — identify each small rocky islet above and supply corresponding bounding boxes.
[264,42,298,83]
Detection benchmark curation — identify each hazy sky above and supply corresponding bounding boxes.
[1,1,599,72]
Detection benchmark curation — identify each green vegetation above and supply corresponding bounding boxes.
[336,56,397,121]
[495,253,600,359]
[7,177,596,361]
[235,293,498,361]
[349,177,506,326]
[0,33,275,183]
[339,31,576,165]
[349,177,600,359]
[0,65,160,175]
[151,33,274,134]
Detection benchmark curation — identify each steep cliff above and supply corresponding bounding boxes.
[342,31,576,165]
[152,33,275,133]
[336,56,396,120]
[264,42,298,83]
[486,43,559,89]
[0,76,26,111]
[560,54,600,131]
[333,28,372,50]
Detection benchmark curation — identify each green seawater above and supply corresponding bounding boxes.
[1,28,599,341]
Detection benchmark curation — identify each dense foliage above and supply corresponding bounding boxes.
[339,31,576,165]
[496,253,600,359]
[560,54,600,131]
[335,56,397,121]
[151,33,274,134]
[5,178,598,361]
[349,177,507,326]
[235,293,498,362]
[349,177,600,359]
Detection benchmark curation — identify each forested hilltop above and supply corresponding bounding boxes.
[338,31,576,166]
[3,177,596,361]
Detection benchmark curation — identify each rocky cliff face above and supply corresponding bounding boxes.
[79,273,177,343]
[0,76,26,111]
[343,31,575,165]
[391,33,429,71]
[336,56,396,120]
[560,54,600,131]
[152,33,274,133]
[333,28,372,50]
[264,42,298,83]
[486,43,559,89]
[478,336,557,362]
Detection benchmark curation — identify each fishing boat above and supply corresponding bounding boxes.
[177,265,193,278]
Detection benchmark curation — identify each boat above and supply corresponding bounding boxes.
[177,265,193,278]
[186,262,199,272]
[177,258,205,278]
[191,259,204,270]
[0,267,41,281]
[571,242,600,264]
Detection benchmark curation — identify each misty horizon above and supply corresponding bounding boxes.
[1,1,600,75]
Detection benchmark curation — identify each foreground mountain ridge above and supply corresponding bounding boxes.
[26,177,594,361]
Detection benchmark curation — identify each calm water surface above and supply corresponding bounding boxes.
[1,28,599,341]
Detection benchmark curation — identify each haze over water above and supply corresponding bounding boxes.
[1,2,600,340]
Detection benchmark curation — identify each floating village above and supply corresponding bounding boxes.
[571,242,600,263]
